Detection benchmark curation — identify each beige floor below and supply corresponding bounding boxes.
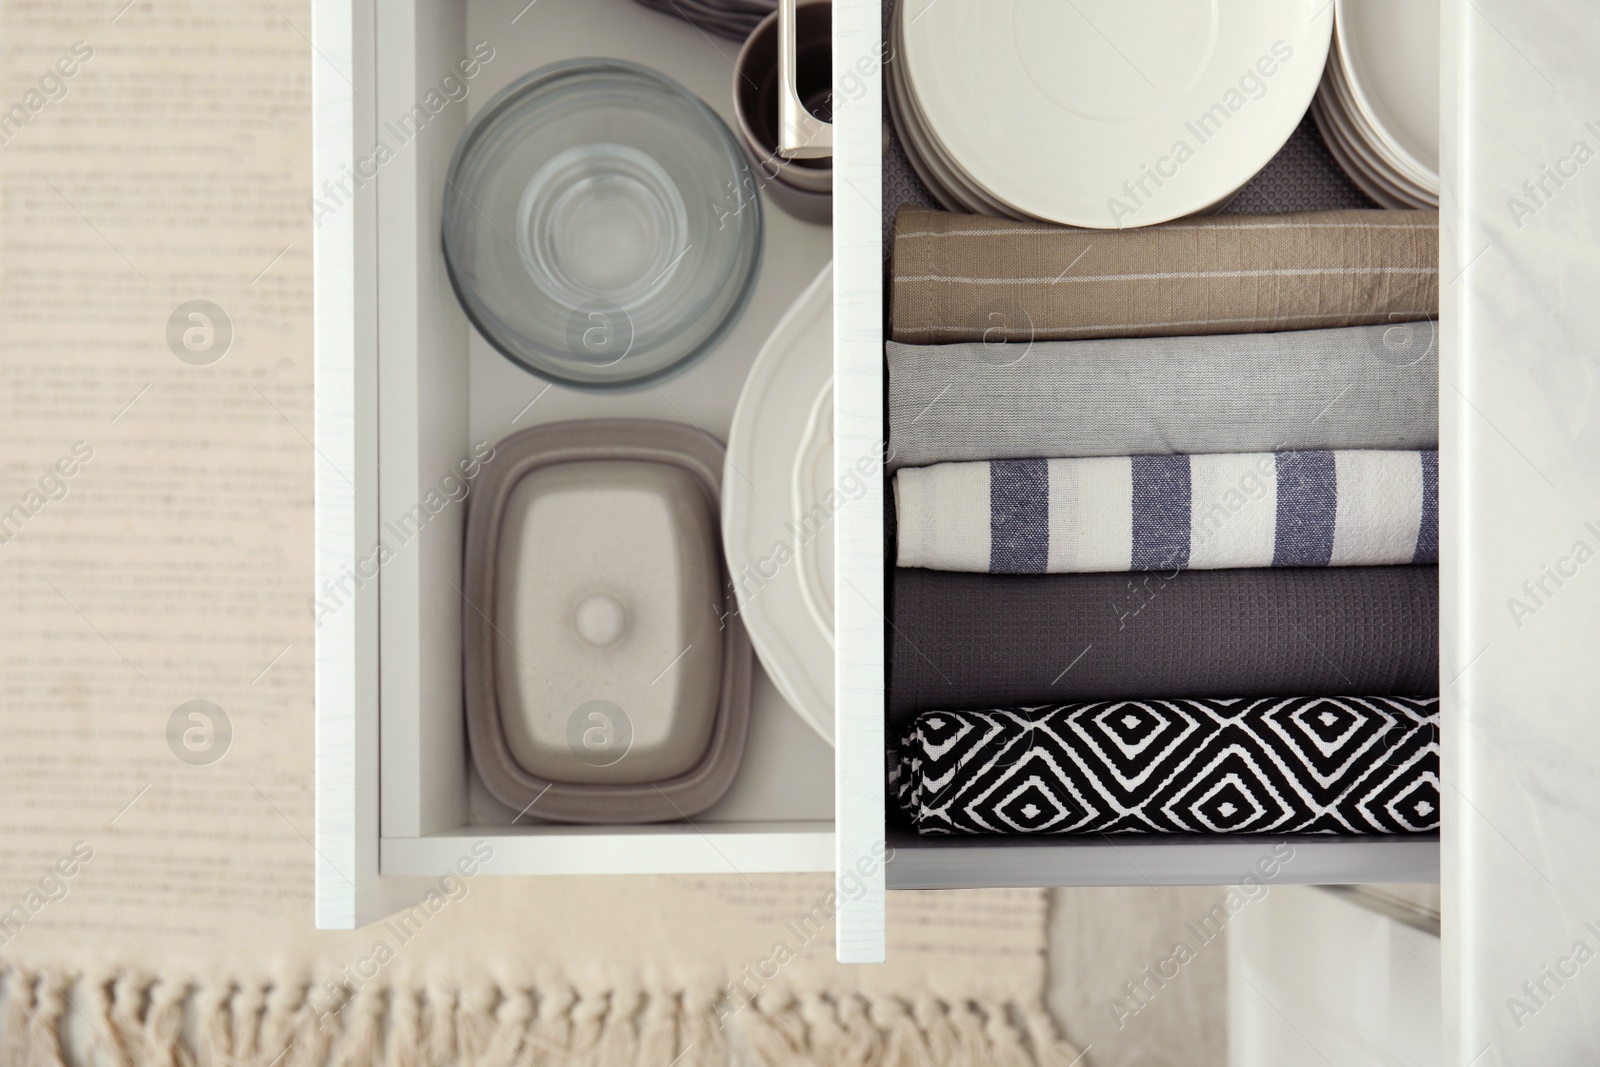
[1048,887,1232,1067]
[1045,883,1442,1066]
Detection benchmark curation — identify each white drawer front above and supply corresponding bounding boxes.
[833,0,889,964]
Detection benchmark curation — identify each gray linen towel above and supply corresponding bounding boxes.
[885,322,1438,470]
[887,566,1439,725]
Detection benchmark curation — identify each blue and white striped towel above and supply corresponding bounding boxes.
[895,451,1438,573]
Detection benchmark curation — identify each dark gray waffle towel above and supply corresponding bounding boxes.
[888,565,1438,725]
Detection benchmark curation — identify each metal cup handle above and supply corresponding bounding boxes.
[777,0,832,159]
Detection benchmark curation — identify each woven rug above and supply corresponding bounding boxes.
[0,3,1076,1064]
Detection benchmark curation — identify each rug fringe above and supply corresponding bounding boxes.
[0,967,1085,1067]
[3,969,33,1067]
[28,970,70,1067]
[227,981,267,1067]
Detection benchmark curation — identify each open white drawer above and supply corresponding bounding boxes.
[312,0,1440,954]
[311,0,836,928]
[829,1,1442,962]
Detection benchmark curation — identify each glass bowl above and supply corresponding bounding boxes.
[443,59,762,389]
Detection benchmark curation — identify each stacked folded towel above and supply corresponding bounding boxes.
[887,206,1441,836]
[888,566,1439,719]
[884,325,1438,471]
[891,207,1439,344]
[892,699,1440,836]
[896,450,1438,573]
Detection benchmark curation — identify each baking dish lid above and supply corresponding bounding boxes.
[462,419,752,823]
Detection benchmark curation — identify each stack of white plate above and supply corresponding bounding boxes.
[887,0,1332,228]
[723,265,835,745]
[1311,0,1440,209]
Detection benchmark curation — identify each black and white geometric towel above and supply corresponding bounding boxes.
[892,697,1439,835]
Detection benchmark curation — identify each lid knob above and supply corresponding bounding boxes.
[574,593,628,647]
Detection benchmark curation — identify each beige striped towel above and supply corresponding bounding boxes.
[890,207,1439,344]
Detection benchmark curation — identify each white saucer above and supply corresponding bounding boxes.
[1312,0,1439,208]
[1314,86,1431,209]
[793,380,834,641]
[1336,0,1439,193]
[885,18,971,213]
[1327,32,1433,193]
[722,263,835,745]
[899,0,1332,227]
[887,4,1015,217]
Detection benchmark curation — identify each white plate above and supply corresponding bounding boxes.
[901,0,1332,227]
[1335,0,1440,192]
[887,5,1014,217]
[1323,33,1437,202]
[885,20,972,213]
[1318,63,1433,207]
[794,380,834,640]
[722,263,835,745]
[1314,84,1431,209]
[1315,98,1415,210]
[1329,54,1435,196]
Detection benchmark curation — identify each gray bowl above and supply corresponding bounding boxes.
[732,0,833,223]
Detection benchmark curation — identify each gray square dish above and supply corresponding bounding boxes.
[462,419,751,823]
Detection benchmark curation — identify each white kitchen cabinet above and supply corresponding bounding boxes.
[314,0,1441,961]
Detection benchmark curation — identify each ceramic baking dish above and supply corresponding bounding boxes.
[461,420,752,822]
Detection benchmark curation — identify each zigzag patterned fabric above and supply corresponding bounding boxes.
[892,697,1439,835]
